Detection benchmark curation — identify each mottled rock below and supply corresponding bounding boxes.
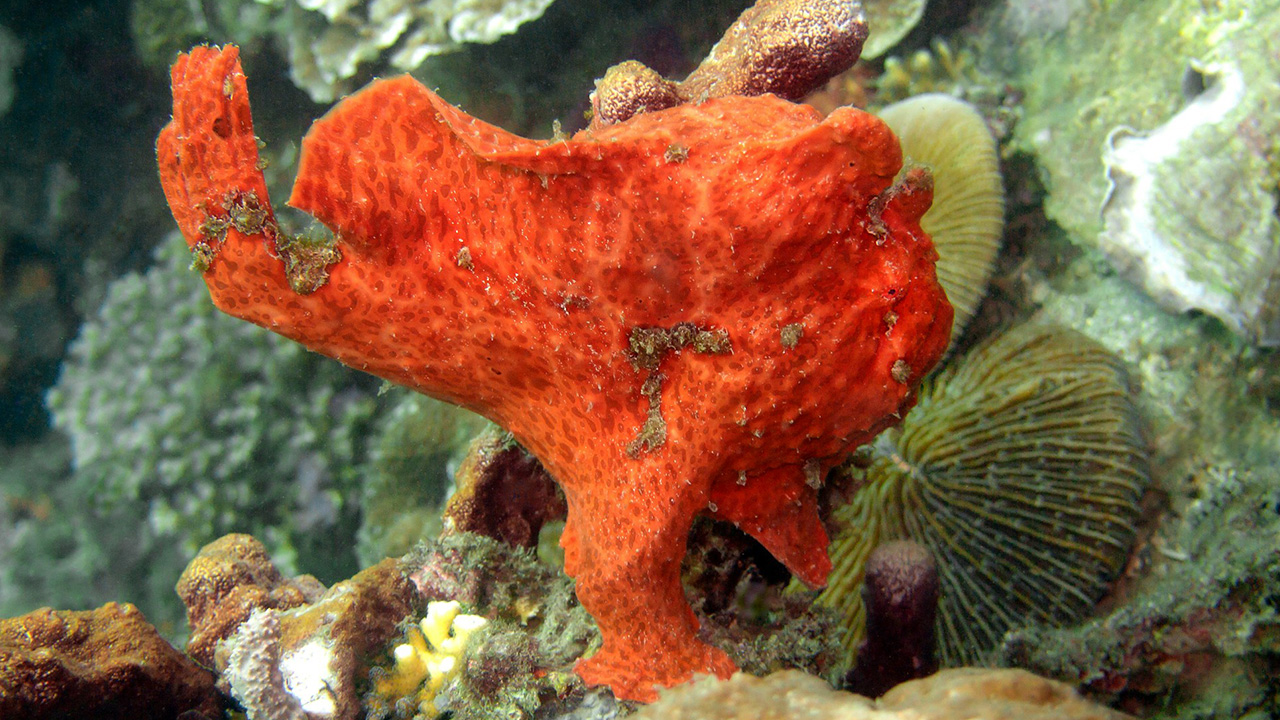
[177,533,325,668]
[442,428,566,549]
[1099,56,1280,344]
[215,557,418,720]
[0,602,223,719]
[880,668,1133,719]
[632,668,1132,719]
[1002,466,1280,717]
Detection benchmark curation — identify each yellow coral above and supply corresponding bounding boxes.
[876,39,979,104]
[373,600,488,716]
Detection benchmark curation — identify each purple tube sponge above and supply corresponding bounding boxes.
[845,540,940,697]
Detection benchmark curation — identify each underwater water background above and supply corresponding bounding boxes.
[0,0,1278,718]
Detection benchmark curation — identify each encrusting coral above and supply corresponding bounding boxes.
[589,0,869,129]
[818,322,1149,667]
[176,533,325,668]
[155,0,954,699]
[213,556,419,720]
[0,602,223,719]
[402,533,600,717]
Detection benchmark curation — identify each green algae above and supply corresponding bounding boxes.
[995,0,1278,230]
[1002,466,1280,719]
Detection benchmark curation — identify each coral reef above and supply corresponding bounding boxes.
[442,427,566,548]
[213,555,418,720]
[845,540,939,698]
[590,0,868,128]
[818,322,1149,666]
[365,600,488,718]
[405,533,597,670]
[1002,466,1280,718]
[222,609,309,720]
[264,0,561,103]
[156,38,951,700]
[631,668,1132,720]
[0,602,223,719]
[1002,183,1280,717]
[131,0,560,103]
[857,0,927,60]
[357,391,490,566]
[877,93,1004,349]
[1099,54,1280,343]
[176,533,326,667]
[678,519,848,686]
[45,234,378,625]
[399,533,599,719]
[5,0,1275,717]
[873,39,984,107]
[990,0,1280,344]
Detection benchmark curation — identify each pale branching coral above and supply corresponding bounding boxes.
[366,600,489,718]
[876,39,981,105]
[130,0,559,103]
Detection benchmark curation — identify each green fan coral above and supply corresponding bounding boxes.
[878,93,1003,350]
[817,322,1149,666]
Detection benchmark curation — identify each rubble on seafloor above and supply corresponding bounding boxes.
[632,668,1133,720]
[0,528,1137,720]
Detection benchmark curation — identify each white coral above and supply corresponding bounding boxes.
[260,0,559,102]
